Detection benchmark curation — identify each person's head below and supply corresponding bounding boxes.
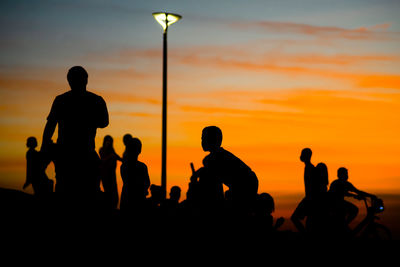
[150,184,162,202]
[103,135,113,148]
[201,126,223,152]
[300,148,312,163]
[125,137,142,159]
[337,167,348,181]
[123,133,133,146]
[67,66,88,92]
[256,193,275,214]
[26,137,37,149]
[169,186,181,202]
[316,162,328,181]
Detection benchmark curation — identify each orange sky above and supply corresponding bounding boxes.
[1,1,400,204]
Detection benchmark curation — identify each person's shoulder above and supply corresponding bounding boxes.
[330,179,339,186]
[203,153,212,161]
[137,161,148,169]
[86,91,107,108]
[26,149,39,159]
[345,180,355,188]
[86,91,105,101]
[53,91,71,102]
[217,147,235,158]
[329,179,342,190]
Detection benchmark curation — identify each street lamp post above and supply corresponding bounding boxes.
[152,12,182,199]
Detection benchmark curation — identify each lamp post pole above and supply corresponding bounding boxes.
[161,25,167,199]
[152,12,181,200]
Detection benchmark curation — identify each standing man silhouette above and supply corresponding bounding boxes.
[41,66,109,205]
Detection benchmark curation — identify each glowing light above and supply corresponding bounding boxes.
[152,12,182,31]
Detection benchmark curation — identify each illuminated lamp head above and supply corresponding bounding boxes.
[152,12,182,32]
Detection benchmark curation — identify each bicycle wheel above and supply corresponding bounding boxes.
[361,223,392,241]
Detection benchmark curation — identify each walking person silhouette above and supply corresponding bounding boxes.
[291,148,319,234]
[99,135,122,210]
[41,66,109,208]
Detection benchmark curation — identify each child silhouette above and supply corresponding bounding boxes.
[24,137,53,198]
[120,137,150,214]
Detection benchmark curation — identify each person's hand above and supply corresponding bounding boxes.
[190,167,205,183]
[275,217,285,229]
[354,195,364,200]
[23,183,29,190]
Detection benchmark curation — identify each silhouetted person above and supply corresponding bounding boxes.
[162,186,182,218]
[316,162,329,194]
[191,126,258,216]
[167,186,181,207]
[120,137,150,214]
[329,167,376,228]
[41,66,109,205]
[291,148,317,233]
[146,184,163,218]
[122,133,133,159]
[99,135,122,210]
[254,193,285,234]
[311,162,330,234]
[24,137,53,198]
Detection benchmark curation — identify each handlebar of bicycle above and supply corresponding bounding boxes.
[359,195,384,215]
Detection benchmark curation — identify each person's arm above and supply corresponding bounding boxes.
[41,97,58,152]
[190,167,206,183]
[348,182,376,199]
[120,164,127,183]
[96,97,109,129]
[114,151,123,162]
[274,217,285,230]
[23,153,32,189]
[144,165,150,189]
[41,120,57,152]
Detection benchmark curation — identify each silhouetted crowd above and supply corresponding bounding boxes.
[15,66,391,241]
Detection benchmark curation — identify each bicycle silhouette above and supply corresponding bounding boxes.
[352,195,392,240]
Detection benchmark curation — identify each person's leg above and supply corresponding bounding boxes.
[344,200,359,225]
[291,198,308,233]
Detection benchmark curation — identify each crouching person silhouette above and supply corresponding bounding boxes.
[41,66,109,210]
[191,126,259,217]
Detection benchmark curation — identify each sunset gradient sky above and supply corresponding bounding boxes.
[1,0,399,210]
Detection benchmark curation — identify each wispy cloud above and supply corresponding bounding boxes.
[102,91,160,105]
[174,53,400,90]
[230,20,397,41]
